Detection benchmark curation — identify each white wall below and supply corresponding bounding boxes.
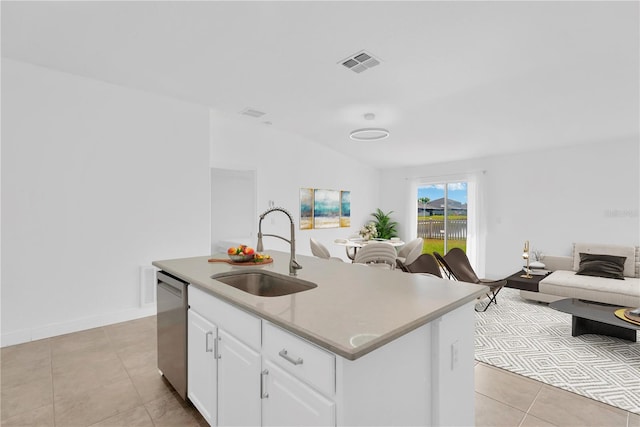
[8,59,632,347]
[210,111,380,261]
[380,138,640,279]
[1,60,211,346]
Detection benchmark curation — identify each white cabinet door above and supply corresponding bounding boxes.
[188,309,217,426]
[262,359,335,427]
[217,329,261,427]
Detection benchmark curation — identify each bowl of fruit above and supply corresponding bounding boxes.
[227,245,255,262]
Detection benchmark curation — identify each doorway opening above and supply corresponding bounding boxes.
[210,168,256,254]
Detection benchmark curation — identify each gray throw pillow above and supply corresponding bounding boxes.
[576,253,626,280]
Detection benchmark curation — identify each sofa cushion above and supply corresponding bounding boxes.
[576,253,626,280]
[573,243,636,277]
[540,270,640,307]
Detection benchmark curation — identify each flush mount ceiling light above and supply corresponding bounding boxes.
[349,128,390,141]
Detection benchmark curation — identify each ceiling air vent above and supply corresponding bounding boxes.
[339,50,381,74]
[240,108,266,118]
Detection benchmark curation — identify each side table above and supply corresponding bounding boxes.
[505,270,562,303]
[504,271,551,292]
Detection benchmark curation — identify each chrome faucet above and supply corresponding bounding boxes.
[256,207,302,276]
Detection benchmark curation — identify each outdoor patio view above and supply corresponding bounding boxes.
[417,182,468,255]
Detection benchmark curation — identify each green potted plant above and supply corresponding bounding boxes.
[370,208,398,240]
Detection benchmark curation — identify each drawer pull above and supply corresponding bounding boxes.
[261,369,269,398]
[205,331,214,353]
[279,349,304,365]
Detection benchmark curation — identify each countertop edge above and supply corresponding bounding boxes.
[153,256,488,361]
[188,281,487,361]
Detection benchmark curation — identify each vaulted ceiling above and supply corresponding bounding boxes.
[2,1,638,168]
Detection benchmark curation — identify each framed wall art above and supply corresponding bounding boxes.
[313,189,340,229]
[299,188,314,230]
[300,188,351,230]
[340,190,351,227]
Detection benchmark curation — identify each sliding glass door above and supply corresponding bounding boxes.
[417,181,468,255]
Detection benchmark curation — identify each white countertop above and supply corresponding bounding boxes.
[153,251,487,360]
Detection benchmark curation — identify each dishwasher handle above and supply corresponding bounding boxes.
[157,271,188,293]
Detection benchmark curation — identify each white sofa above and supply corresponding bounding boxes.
[521,243,640,307]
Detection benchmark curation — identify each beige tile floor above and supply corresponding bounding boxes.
[1,315,638,427]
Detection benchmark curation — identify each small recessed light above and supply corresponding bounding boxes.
[349,128,390,141]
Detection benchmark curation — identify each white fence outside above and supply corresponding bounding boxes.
[417,219,467,240]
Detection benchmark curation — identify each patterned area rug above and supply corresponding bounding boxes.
[474,287,640,415]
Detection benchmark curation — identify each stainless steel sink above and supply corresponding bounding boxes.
[211,270,317,297]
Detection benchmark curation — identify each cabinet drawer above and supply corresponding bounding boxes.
[262,322,335,396]
[262,359,336,427]
[189,285,261,350]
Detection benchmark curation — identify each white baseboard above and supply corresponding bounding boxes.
[1,305,157,348]
[0,328,33,348]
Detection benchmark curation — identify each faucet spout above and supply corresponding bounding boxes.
[256,207,302,276]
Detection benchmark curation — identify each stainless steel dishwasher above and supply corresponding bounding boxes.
[157,270,188,399]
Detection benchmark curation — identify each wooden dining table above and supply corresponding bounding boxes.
[334,238,405,260]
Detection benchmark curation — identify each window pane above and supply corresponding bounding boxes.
[445,182,467,253]
[417,182,467,255]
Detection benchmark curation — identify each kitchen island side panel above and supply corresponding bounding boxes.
[335,322,431,426]
[431,301,476,427]
[334,301,475,427]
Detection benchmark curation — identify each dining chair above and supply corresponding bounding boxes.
[353,242,397,269]
[439,248,506,312]
[396,238,424,264]
[310,238,343,262]
[403,239,425,266]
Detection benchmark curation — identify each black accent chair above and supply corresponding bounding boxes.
[434,248,506,312]
[433,251,453,279]
[398,253,443,278]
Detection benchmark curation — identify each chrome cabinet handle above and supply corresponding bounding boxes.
[205,331,214,352]
[279,349,303,365]
[216,336,221,359]
[260,369,269,398]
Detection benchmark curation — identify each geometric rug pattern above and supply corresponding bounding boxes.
[475,287,640,415]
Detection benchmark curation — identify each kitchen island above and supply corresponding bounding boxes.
[153,251,487,426]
